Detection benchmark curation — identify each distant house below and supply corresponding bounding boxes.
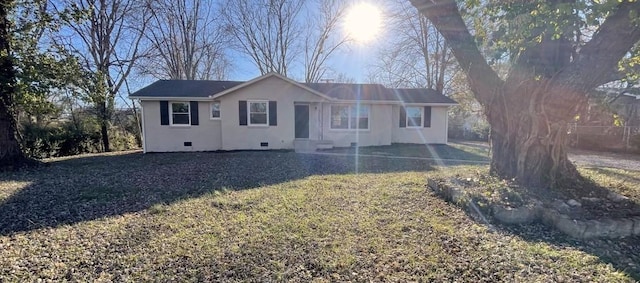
[129,72,457,153]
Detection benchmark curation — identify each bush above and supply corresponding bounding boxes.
[448,114,490,141]
[21,120,103,158]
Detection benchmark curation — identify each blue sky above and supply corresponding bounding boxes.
[125,0,390,101]
[189,0,389,83]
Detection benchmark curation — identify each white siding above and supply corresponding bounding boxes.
[142,100,222,152]
[321,103,393,147]
[392,105,449,144]
[139,75,452,152]
[219,76,327,150]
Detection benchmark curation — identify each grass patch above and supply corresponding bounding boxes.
[0,150,638,281]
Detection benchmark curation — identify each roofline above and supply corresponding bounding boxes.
[130,97,457,105]
[335,100,458,106]
[130,97,213,101]
[210,72,334,101]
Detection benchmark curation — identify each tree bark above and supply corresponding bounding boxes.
[410,0,640,188]
[0,0,20,164]
[0,0,37,169]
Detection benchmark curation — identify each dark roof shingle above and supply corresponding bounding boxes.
[131,80,244,98]
[130,79,457,104]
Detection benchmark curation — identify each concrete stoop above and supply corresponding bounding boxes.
[428,178,640,240]
[293,140,334,153]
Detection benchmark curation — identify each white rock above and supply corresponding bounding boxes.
[567,199,581,207]
[607,192,629,202]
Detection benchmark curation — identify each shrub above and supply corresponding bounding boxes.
[20,119,102,158]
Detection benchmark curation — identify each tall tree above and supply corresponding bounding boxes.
[370,0,455,91]
[409,0,640,188]
[56,0,149,152]
[142,0,229,80]
[303,0,349,83]
[0,0,24,167]
[221,0,305,76]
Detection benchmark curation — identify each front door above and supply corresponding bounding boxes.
[294,104,309,139]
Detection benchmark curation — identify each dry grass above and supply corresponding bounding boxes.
[0,149,637,281]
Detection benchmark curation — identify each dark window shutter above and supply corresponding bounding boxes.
[160,101,169,125]
[190,101,199,125]
[239,100,247,126]
[269,101,277,126]
[424,106,432,128]
[399,106,406,128]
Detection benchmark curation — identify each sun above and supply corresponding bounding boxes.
[344,3,382,43]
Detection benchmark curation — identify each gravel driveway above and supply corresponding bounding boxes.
[569,150,640,171]
[452,140,640,171]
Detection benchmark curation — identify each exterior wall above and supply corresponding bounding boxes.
[139,75,452,152]
[142,100,222,152]
[219,76,327,150]
[321,103,393,147]
[392,105,449,144]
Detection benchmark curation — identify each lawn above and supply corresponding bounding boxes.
[0,147,639,281]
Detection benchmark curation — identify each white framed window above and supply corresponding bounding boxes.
[406,106,422,128]
[330,104,369,130]
[170,102,190,125]
[331,105,349,129]
[248,100,268,126]
[210,101,220,119]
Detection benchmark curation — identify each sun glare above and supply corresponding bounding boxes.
[344,3,382,43]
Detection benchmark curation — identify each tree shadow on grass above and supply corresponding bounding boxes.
[320,143,490,164]
[454,172,640,280]
[496,222,640,280]
[0,150,436,235]
[581,167,640,184]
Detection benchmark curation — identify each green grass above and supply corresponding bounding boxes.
[0,149,638,281]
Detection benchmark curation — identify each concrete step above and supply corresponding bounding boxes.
[294,140,334,152]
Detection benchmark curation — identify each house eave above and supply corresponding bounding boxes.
[130,96,213,101]
[332,100,458,106]
[210,72,333,101]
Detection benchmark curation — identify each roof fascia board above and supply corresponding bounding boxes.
[130,97,213,101]
[332,100,458,106]
[210,72,333,101]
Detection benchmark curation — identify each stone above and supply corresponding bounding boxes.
[581,197,601,203]
[450,187,465,204]
[551,199,571,213]
[493,205,539,225]
[598,219,619,237]
[567,199,581,207]
[583,220,603,239]
[607,192,629,202]
[633,217,640,236]
[553,215,587,239]
[427,179,438,191]
[611,219,634,238]
[541,209,562,226]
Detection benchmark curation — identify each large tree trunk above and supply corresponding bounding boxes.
[487,86,581,187]
[410,0,640,188]
[0,0,22,167]
[0,0,36,169]
[0,94,23,168]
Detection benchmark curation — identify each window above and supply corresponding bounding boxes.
[210,101,220,119]
[248,101,268,125]
[331,105,349,129]
[331,104,369,129]
[406,106,422,127]
[170,102,190,125]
